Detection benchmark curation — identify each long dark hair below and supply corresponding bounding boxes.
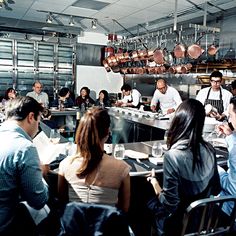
[74,107,110,177]
[167,99,208,171]
[99,90,109,102]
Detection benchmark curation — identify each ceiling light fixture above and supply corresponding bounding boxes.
[91,19,97,29]
[69,16,75,26]
[46,13,53,24]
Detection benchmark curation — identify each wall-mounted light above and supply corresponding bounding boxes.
[46,13,53,23]
[91,19,97,29]
[69,16,75,26]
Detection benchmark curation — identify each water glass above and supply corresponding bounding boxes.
[152,142,163,158]
[113,144,125,160]
[49,129,61,144]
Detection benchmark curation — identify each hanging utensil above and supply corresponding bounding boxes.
[187,26,205,60]
[153,32,165,65]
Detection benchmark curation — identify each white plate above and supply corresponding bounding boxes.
[149,157,164,165]
[212,138,227,148]
[125,150,149,159]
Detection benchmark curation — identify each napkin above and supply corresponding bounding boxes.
[125,150,149,159]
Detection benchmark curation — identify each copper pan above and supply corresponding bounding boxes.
[136,67,144,74]
[102,59,111,72]
[153,48,165,65]
[122,52,130,63]
[187,44,204,59]
[180,63,192,74]
[208,45,219,56]
[173,44,186,59]
[131,50,139,61]
[115,53,124,64]
[107,55,118,67]
[138,49,148,61]
[168,65,182,74]
[111,65,120,73]
[120,68,128,74]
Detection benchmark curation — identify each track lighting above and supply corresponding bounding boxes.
[91,19,97,29]
[46,13,53,23]
[69,16,74,26]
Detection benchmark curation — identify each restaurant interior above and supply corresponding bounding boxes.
[1,0,236,235]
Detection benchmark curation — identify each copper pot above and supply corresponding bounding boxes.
[208,45,218,56]
[147,49,155,62]
[180,63,192,74]
[173,44,186,58]
[111,65,120,73]
[115,53,124,64]
[107,55,118,67]
[122,52,130,63]
[187,44,204,59]
[168,65,182,74]
[120,67,128,74]
[136,67,144,74]
[138,49,148,61]
[131,50,139,61]
[153,48,165,64]
[102,59,111,72]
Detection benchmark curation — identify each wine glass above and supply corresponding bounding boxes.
[152,142,163,158]
[49,129,61,144]
[113,144,125,160]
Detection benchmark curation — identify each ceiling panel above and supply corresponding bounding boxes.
[0,0,235,39]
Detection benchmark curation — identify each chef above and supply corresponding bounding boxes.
[196,70,232,121]
[150,79,182,115]
[117,84,141,108]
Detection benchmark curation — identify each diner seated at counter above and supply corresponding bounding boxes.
[116,83,142,108]
[150,79,182,115]
[51,87,74,109]
[26,81,49,108]
[1,87,17,106]
[75,86,95,110]
[57,107,131,213]
[95,89,111,108]
[147,98,221,235]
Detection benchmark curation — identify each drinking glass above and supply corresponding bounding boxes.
[49,129,61,144]
[113,144,125,160]
[152,142,163,158]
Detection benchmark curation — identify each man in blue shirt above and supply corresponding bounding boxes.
[0,96,48,235]
[217,96,236,215]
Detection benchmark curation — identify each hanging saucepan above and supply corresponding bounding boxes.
[111,65,120,73]
[187,31,205,60]
[207,32,219,56]
[115,53,124,64]
[131,50,140,62]
[153,34,165,65]
[187,44,204,59]
[174,44,186,59]
[168,65,182,74]
[180,63,192,74]
[173,28,186,59]
[102,59,111,72]
[208,44,219,56]
[153,49,165,65]
[107,55,118,67]
[138,49,148,61]
[136,67,144,74]
[120,67,128,74]
[122,51,130,63]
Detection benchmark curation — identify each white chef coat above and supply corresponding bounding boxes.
[122,89,141,107]
[150,86,182,114]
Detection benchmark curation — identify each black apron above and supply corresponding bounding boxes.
[127,93,141,109]
[204,88,224,114]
